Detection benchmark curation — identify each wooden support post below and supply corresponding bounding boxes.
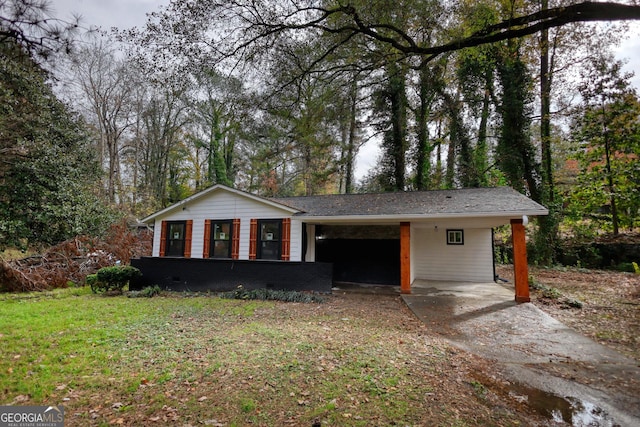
[400,222,411,294]
[184,220,193,258]
[249,219,257,260]
[511,218,530,303]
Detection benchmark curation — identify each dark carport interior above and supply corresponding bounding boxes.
[314,224,400,286]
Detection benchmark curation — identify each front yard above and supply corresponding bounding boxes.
[1,287,545,426]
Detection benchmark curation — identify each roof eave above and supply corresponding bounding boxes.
[294,209,548,222]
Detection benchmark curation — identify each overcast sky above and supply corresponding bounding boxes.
[52,0,169,31]
[51,0,639,179]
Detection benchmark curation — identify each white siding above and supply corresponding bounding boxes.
[151,190,300,260]
[304,224,316,262]
[412,226,494,282]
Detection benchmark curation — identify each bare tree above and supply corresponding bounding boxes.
[71,43,134,204]
[138,82,191,208]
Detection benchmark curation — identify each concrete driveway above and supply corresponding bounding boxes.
[402,280,640,426]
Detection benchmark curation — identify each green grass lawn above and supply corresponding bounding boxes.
[0,287,528,426]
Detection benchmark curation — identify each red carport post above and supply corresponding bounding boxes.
[511,218,530,303]
[400,222,411,294]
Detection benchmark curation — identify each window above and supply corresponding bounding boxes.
[166,221,186,256]
[210,220,233,258]
[447,229,464,245]
[258,219,282,260]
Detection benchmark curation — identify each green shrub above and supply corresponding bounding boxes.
[633,262,640,275]
[529,275,544,290]
[562,298,583,309]
[91,265,141,294]
[128,285,162,298]
[542,287,561,299]
[615,262,636,273]
[220,286,325,303]
[529,276,562,300]
[86,274,99,291]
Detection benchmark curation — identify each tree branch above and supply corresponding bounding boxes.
[416,2,640,62]
[228,1,640,66]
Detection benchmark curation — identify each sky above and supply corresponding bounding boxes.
[52,0,170,32]
[51,0,639,181]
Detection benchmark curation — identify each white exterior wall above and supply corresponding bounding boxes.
[151,190,301,261]
[304,224,316,262]
[411,226,494,282]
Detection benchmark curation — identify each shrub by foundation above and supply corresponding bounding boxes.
[90,265,141,294]
[220,286,325,303]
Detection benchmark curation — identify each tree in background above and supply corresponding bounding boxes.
[0,0,80,60]
[0,39,118,249]
[414,59,446,190]
[569,53,640,234]
[261,40,344,196]
[373,58,409,191]
[189,69,245,189]
[495,42,539,199]
[454,1,500,189]
[336,72,363,194]
[137,82,191,208]
[7,0,635,259]
[71,44,134,204]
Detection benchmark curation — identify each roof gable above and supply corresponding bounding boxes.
[142,184,300,223]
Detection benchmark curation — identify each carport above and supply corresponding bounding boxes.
[285,188,547,303]
[314,224,400,285]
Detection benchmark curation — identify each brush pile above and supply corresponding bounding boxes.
[0,221,152,292]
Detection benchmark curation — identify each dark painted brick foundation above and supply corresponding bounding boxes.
[130,257,333,293]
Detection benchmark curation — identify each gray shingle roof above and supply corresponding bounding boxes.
[270,187,547,218]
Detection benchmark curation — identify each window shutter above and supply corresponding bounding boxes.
[249,219,257,260]
[232,219,241,259]
[159,220,167,257]
[203,220,211,258]
[184,220,193,258]
[281,218,291,261]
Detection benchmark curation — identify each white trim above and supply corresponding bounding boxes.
[446,229,464,245]
[296,210,548,224]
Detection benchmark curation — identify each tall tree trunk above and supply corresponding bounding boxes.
[475,68,492,187]
[535,0,560,264]
[540,0,553,203]
[415,65,433,190]
[388,63,407,191]
[445,135,455,189]
[434,120,443,188]
[602,103,619,235]
[496,42,541,202]
[345,77,358,194]
[444,92,474,188]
